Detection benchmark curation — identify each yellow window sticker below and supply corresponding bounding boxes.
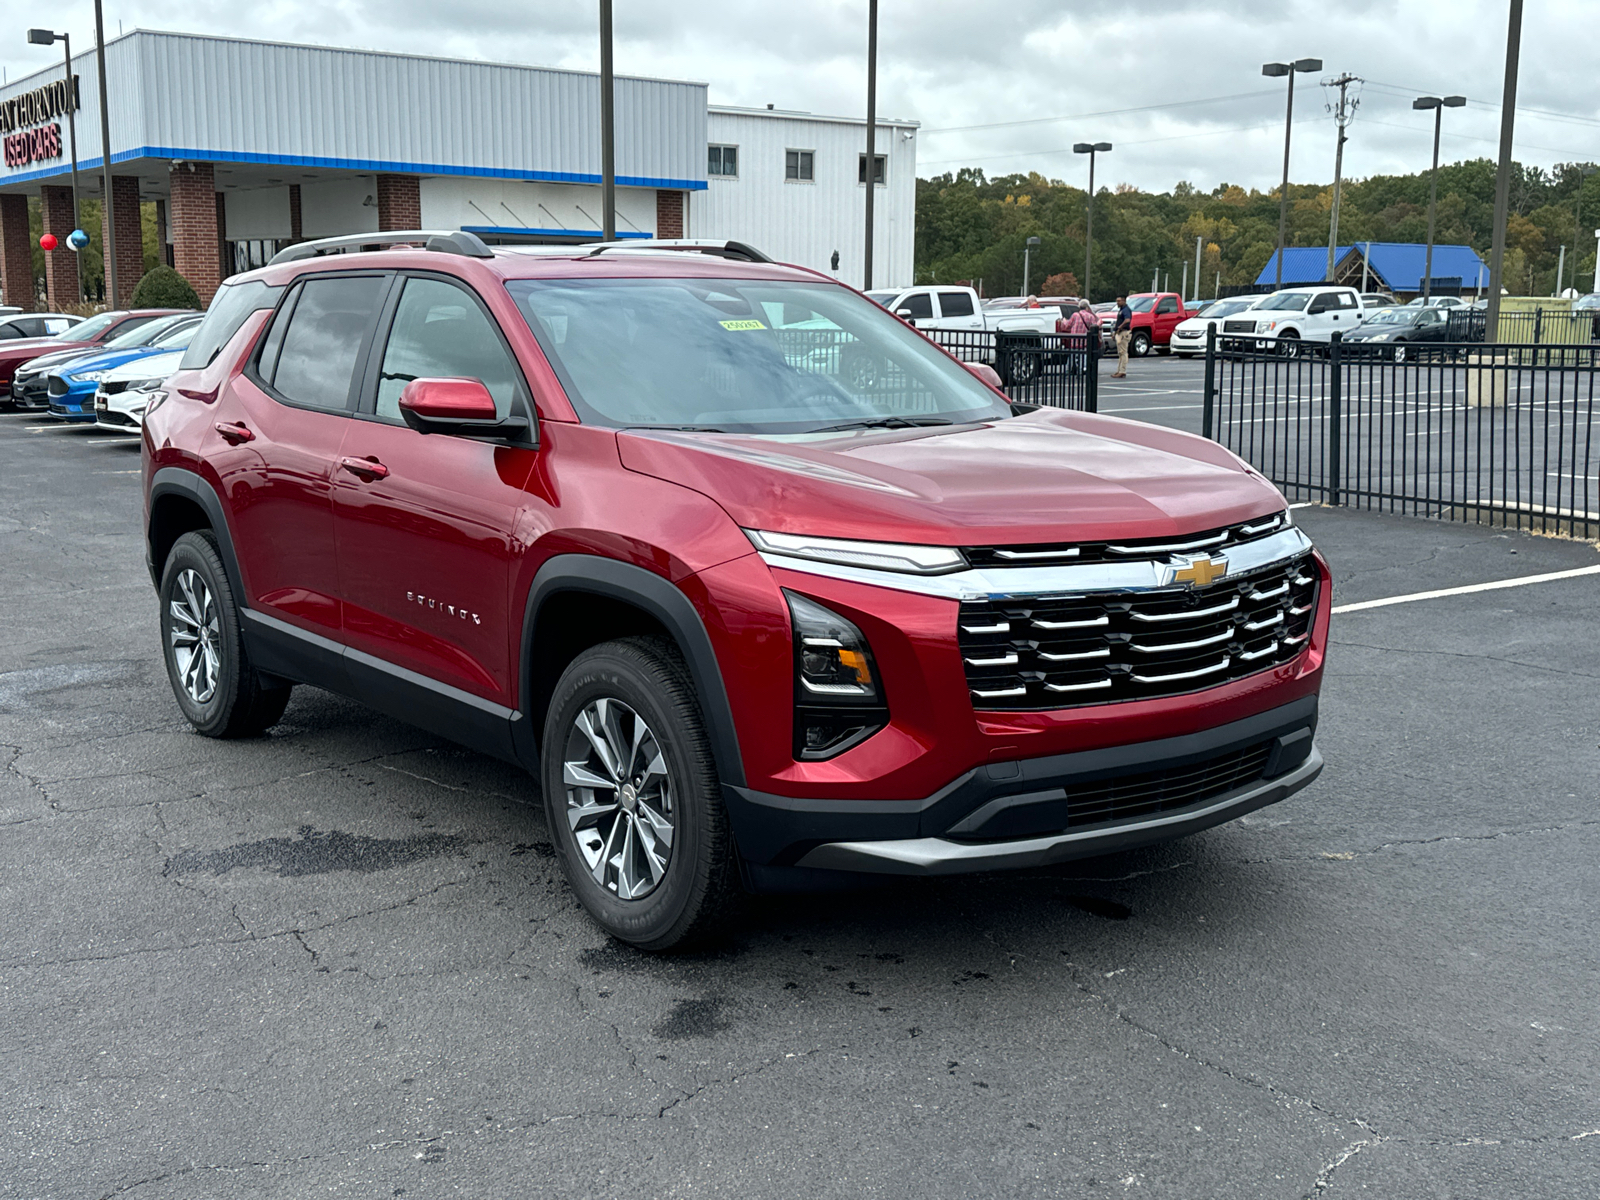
[718,319,767,331]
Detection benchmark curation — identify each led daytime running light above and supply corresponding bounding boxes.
[747,529,965,575]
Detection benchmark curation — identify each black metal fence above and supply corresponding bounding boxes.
[924,329,1099,411]
[1203,328,1599,540]
[1446,307,1600,346]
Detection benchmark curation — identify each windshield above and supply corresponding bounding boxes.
[1205,299,1257,318]
[1126,296,1156,313]
[1364,309,1416,325]
[506,277,1014,435]
[65,311,121,341]
[105,314,188,350]
[1256,292,1310,312]
[153,321,200,349]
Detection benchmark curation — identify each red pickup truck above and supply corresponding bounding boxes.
[1099,293,1201,358]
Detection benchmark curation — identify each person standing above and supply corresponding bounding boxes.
[1112,294,1133,377]
[1057,300,1098,375]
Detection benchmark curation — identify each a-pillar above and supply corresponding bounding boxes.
[375,174,420,231]
[40,185,80,309]
[0,193,34,310]
[169,162,220,306]
[101,176,143,308]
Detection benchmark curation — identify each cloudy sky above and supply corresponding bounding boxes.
[4,0,1596,192]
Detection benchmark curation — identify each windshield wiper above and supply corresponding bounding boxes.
[810,416,954,433]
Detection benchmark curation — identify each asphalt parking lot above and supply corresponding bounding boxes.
[3,413,1599,1199]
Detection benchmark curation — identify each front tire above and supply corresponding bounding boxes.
[1131,331,1153,357]
[542,637,740,951]
[159,531,292,737]
[1278,332,1302,358]
[1392,342,1408,364]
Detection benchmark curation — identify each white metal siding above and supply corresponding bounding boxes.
[693,109,917,290]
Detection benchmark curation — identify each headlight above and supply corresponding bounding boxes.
[128,377,168,392]
[71,370,111,383]
[746,529,965,575]
[786,590,887,760]
[1369,332,1390,341]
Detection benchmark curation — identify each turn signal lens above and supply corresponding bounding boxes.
[785,591,888,760]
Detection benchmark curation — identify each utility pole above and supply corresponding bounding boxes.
[599,0,615,240]
[862,0,878,289]
[93,0,117,305]
[1324,72,1359,282]
[1485,0,1523,343]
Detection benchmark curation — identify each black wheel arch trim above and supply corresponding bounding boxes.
[147,467,247,603]
[517,554,747,788]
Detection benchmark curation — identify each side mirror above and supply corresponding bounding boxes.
[962,360,1005,392]
[398,377,530,441]
[896,307,919,327]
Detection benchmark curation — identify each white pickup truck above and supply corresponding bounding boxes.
[863,285,1061,383]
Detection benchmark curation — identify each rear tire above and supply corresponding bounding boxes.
[541,637,740,952]
[159,531,292,737]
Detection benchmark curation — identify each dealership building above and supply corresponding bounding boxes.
[0,30,917,308]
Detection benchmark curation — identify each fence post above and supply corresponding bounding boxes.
[1327,330,1343,506]
[1085,334,1099,413]
[1202,324,1216,440]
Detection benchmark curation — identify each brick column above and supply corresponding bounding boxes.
[0,193,34,310]
[216,192,230,284]
[288,184,303,243]
[101,176,143,308]
[169,162,220,306]
[656,190,683,238]
[40,185,79,309]
[375,174,420,231]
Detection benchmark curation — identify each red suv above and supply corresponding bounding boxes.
[143,232,1329,950]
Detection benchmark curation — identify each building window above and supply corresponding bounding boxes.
[708,144,739,178]
[858,153,886,186]
[785,150,815,182]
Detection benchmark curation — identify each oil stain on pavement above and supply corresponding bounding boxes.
[163,825,469,877]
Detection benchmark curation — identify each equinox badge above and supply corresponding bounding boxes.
[407,591,481,624]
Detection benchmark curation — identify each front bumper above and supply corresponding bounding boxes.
[48,387,98,421]
[725,694,1320,876]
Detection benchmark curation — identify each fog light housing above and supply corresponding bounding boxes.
[786,590,888,761]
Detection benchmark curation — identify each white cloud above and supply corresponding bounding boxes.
[3,0,1595,190]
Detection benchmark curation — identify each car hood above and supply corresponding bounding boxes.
[1344,324,1408,338]
[7,341,95,370]
[13,345,100,374]
[57,344,172,379]
[617,408,1283,548]
[103,349,182,383]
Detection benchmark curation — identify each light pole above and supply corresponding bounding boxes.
[1073,141,1111,301]
[1485,0,1523,343]
[599,0,615,240]
[90,0,118,305]
[25,29,82,248]
[1570,166,1596,296]
[862,0,878,289]
[1022,235,1040,297]
[1413,95,1465,301]
[1262,58,1322,291]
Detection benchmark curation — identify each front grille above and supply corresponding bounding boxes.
[46,374,69,397]
[1222,319,1257,334]
[963,512,1289,569]
[100,381,130,395]
[97,410,138,428]
[958,553,1317,709]
[13,375,48,405]
[954,741,1274,841]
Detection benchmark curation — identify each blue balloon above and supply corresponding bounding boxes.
[67,229,90,251]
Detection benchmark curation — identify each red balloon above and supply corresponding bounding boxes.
[39,233,57,251]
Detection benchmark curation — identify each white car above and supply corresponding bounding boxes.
[92,349,182,435]
[1168,295,1268,358]
[1233,285,1365,356]
[1403,295,1468,310]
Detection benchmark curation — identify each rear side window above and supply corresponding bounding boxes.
[937,291,975,317]
[374,277,525,421]
[179,279,285,371]
[267,275,386,412]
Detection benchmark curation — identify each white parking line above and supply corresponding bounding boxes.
[1332,564,1600,614]
[1099,404,1201,413]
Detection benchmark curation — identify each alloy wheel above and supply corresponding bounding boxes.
[562,697,675,900]
[169,568,222,704]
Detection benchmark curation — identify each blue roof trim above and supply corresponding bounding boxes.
[461,225,653,239]
[1257,242,1490,290]
[2,146,709,191]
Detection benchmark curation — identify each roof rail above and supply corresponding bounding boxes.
[580,238,772,263]
[267,230,495,266]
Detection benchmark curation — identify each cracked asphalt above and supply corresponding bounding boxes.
[3,417,1598,1200]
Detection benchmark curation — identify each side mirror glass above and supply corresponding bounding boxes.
[398,377,530,441]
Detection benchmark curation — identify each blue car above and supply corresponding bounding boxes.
[46,313,204,421]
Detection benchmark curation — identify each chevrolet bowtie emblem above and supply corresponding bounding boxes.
[1172,556,1228,588]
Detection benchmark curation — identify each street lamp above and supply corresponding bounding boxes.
[1262,58,1322,290]
[1023,235,1041,297]
[1413,95,1466,301]
[26,28,83,254]
[1073,141,1112,301]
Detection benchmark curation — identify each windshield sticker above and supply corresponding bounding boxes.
[718,319,767,331]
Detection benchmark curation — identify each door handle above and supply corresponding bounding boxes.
[214,421,254,445]
[339,456,390,481]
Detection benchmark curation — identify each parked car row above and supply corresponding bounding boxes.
[0,307,196,433]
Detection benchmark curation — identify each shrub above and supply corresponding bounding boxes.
[129,265,201,310]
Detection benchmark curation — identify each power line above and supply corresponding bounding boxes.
[918,116,1323,169]
[918,86,1309,135]
[1364,79,1600,129]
